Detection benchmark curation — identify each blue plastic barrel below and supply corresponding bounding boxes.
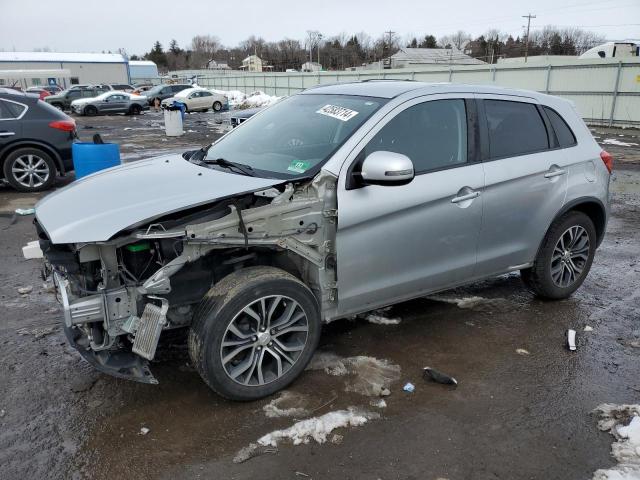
[174,101,186,120]
[72,142,121,179]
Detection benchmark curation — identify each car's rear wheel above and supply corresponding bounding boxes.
[3,148,56,192]
[212,101,223,112]
[129,104,142,115]
[521,211,596,299]
[84,105,98,116]
[188,266,321,401]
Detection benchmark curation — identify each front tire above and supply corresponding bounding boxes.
[521,211,596,299]
[84,105,98,116]
[188,266,321,401]
[3,148,56,192]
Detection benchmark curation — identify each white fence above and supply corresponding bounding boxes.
[171,58,640,127]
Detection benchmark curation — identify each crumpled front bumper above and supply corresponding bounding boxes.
[54,272,158,384]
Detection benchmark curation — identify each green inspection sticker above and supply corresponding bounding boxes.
[287,160,310,173]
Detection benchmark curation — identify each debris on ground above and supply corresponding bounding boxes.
[257,408,379,447]
[0,409,5,418]
[138,427,150,436]
[306,353,401,396]
[17,286,33,295]
[423,367,458,386]
[403,382,415,393]
[330,433,343,444]
[370,398,387,408]
[568,329,577,351]
[14,208,35,216]
[263,391,311,418]
[361,313,401,325]
[16,326,55,338]
[295,472,310,477]
[232,443,277,464]
[592,404,640,479]
[379,387,391,397]
[516,348,531,356]
[22,240,43,259]
[584,325,594,332]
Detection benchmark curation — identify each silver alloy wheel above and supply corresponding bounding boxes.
[11,154,50,189]
[221,295,309,386]
[551,225,590,288]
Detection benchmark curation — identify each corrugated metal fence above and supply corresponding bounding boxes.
[172,59,640,127]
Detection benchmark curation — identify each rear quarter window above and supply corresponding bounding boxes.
[485,100,549,158]
[544,106,577,148]
[0,100,26,119]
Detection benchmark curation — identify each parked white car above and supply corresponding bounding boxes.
[161,87,227,112]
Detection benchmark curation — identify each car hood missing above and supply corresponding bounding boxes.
[35,154,280,243]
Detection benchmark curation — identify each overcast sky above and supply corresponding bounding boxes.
[1,0,638,54]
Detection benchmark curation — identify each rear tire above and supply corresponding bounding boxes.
[3,148,56,192]
[188,266,321,401]
[212,101,223,112]
[129,104,142,115]
[521,211,596,299]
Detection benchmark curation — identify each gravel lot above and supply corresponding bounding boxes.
[0,113,639,480]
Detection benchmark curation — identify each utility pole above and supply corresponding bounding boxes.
[522,13,536,63]
[384,30,396,68]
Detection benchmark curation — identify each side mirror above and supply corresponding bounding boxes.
[360,151,414,186]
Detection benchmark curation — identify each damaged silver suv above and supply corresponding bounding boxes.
[35,81,612,400]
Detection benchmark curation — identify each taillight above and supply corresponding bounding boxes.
[600,150,614,174]
[48,120,76,132]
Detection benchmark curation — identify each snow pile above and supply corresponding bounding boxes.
[210,89,280,109]
[358,307,401,325]
[428,294,518,313]
[257,408,379,447]
[307,353,401,396]
[602,138,639,147]
[592,404,640,480]
[263,391,311,418]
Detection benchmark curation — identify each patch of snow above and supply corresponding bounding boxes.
[361,312,401,325]
[428,294,519,314]
[257,408,379,447]
[602,138,639,147]
[370,398,387,408]
[138,427,150,435]
[211,89,281,109]
[263,391,310,418]
[592,404,640,480]
[516,348,531,356]
[585,325,594,332]
[307,353,401,396]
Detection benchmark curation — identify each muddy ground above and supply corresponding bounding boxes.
[0,113,639,480]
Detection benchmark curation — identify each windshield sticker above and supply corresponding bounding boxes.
[287,160,311,174]
[316,104,359,122]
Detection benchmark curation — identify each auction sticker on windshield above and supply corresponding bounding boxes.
[316,104,359,122]
[287,160,311,174]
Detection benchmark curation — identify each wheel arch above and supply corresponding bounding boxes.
[0,141,65,175]
[541,197,608,253]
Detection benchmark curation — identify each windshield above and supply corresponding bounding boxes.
[204,94,387,179]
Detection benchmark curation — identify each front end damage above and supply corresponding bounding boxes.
[40,172,338,383]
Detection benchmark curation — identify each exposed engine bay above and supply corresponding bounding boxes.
[38,172,337,383]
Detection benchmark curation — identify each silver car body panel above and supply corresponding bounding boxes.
[35,154,280,243]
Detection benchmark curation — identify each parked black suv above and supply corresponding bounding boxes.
[44,85,111,111]
[145,84,192,105]
[0,89,76,192]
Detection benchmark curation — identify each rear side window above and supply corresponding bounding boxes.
[485,100,549,158]
[0,100,26,119]
[544,107,576,148]
[363,99,468,174]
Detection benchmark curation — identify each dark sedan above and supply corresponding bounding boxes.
[0,88,76,192]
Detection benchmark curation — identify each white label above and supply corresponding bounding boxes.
[316,104,359,122]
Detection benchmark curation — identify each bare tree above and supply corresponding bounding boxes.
[439,30,472,50]
[190,35,221,68]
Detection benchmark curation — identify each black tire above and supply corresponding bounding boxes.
[521,211,596,299]
[129,104,142,115]
[212,101,223,112]
[188,266,321,401]
[84,105,98,116]
[51,103,64,110]
[3,147,57,192]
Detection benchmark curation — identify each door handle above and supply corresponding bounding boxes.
[544,168,566,178]
[0,131,16,137]
[451,191,480,203]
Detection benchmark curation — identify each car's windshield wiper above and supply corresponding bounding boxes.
[203,157,255,176]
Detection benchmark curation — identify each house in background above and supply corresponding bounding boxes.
[240,55,263,72]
